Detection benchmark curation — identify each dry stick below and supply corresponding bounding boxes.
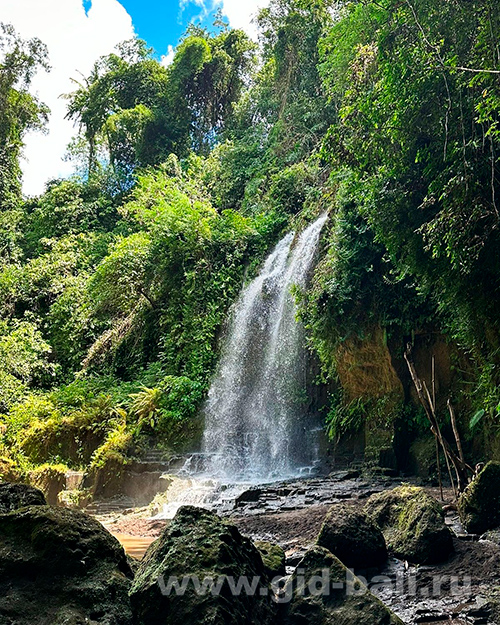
[404,350,471,497]
[424,378,472,493]
[431,355,445,497]
[454,66,500,75]
[435,434,444,501]
[404,351,452,492]
[448,399,466,466]
[432,356,436,415]
[423,380,457,499]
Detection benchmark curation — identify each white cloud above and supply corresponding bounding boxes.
[1,0,135,196]
[160,45,176,68]
[219,0,268,39]
[178,1,269,40]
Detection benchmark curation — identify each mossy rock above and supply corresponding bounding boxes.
[130,505,276,625]
[365,486,453,564]
[0,482,46,512]
[0,505,134,624]
[407,436,437,479]
[317,504,387,568]
[279,545,403,625]
[485,589,500,623]
[0,456,22,482]
[481,530,500,546]
[458,461,500,534]
[29,464,68,505]
[58,488,92,510]
[255,540,286,578]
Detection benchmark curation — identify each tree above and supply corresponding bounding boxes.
[0,23,49,261]
[65,27,256,182]
[65,39,169,183]
[318,0,500,350]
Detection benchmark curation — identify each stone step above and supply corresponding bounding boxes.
[86,496,136,515]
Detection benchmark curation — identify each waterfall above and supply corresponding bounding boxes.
[202,214,328,481]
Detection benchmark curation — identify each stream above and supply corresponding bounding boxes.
[94,469,500,625]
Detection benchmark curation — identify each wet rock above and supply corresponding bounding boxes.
[329,469,361,481]
[130,505,276,625]
[29,464,67,505]
[0,505,134,624]
[278,545,403,625]
[365,485,454,564]
[317,504,387,568]
[286,549,308,568]
[458,461,500,534]
[236,487,262,506]
[0,481,46,512]
[255,540,286,578]
[481,529,500,546]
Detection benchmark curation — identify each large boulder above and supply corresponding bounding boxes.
[458,461,500,534]
[365,486,453,564]
[317,504,387,568]
[0,481,46,512]
[130,506,277,625]
[278,545,403,625]
[0,505,134,624]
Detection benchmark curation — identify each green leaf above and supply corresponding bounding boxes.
[469,409,485,431]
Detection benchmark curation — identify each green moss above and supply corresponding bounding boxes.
[254,541,286,579]
[282,546,403,625]
[458,462,500,534]
[0,455,23,482]
[57,488,92,509]
[85,426,133,499]
[130,506,276,625]
[0,483,46,512]
[365,486,454,564]
[316,504,387,568]
[0,505,133,624]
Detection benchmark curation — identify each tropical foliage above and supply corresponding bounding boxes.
[1,0,500,482]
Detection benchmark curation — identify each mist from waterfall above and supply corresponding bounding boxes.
[202,214,328,481]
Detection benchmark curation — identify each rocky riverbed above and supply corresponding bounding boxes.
[91,471,500,625]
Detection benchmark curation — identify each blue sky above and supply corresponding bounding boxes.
[119,0,220,59]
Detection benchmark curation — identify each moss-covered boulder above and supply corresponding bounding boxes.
[0,482,46,512]
[317,504,387,568]
[255,540,286,578]
[130,506,276,625]
[458,461,500,534]
[29,464,68,505]
[0,505,134,624]
[279,546,403,625]
[365,486,453,564]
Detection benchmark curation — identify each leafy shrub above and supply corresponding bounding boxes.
[86,425,133,498]
[130,375,205,449]
[15,394,126,468]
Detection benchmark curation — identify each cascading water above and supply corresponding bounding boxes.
[202,214,328,481]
